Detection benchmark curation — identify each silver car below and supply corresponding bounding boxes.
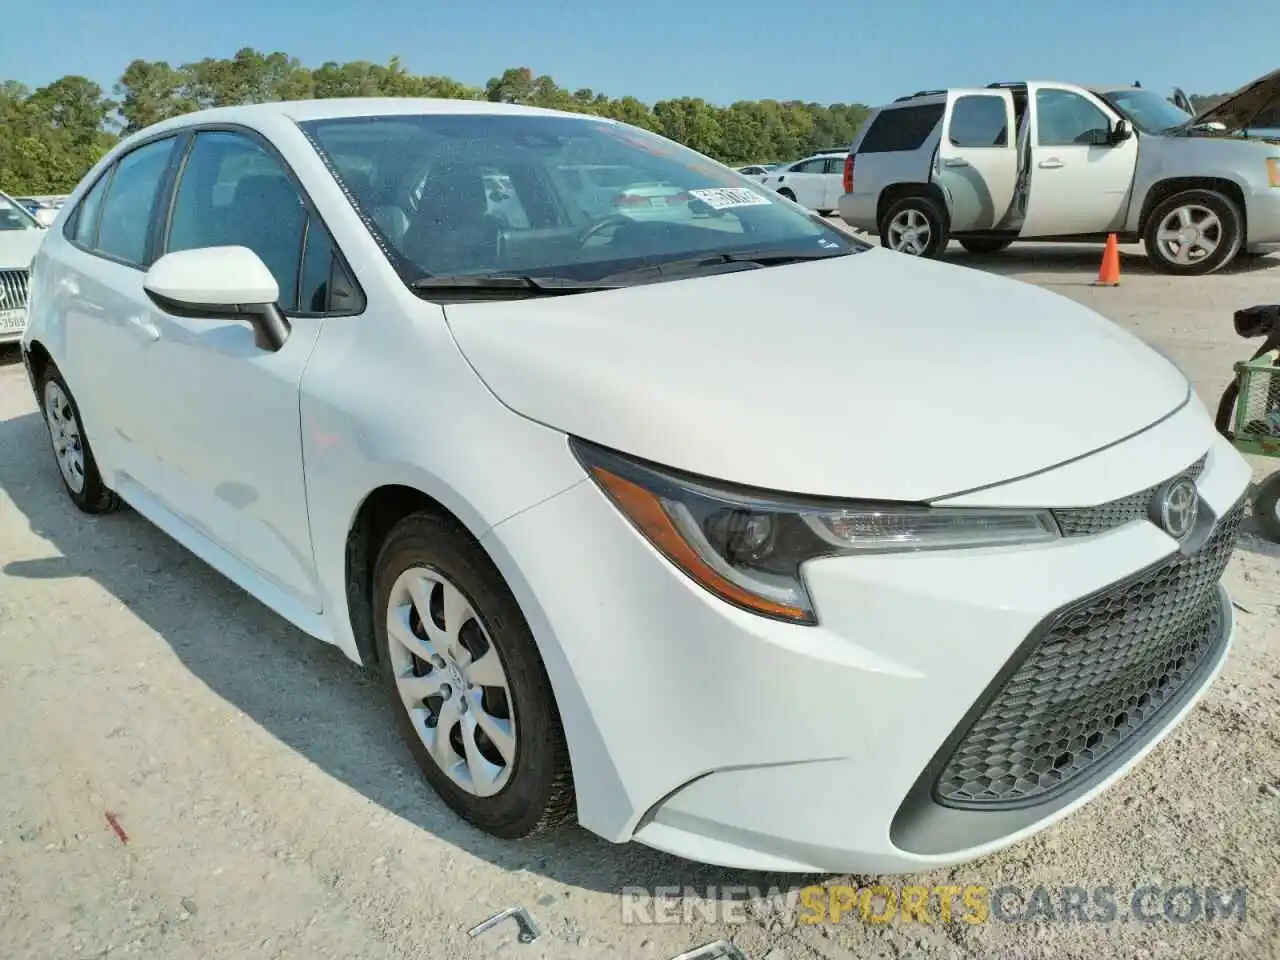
[838,69,1280,274]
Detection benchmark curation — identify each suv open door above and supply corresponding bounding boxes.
[935,88,1018,232]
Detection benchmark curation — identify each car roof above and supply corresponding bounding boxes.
[126,97,609,144]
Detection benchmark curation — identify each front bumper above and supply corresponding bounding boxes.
[1245,186,1280,244]
[482,406,1251,874]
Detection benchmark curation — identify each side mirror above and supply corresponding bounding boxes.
[1109,119,1133,144]
[144,246,291,352]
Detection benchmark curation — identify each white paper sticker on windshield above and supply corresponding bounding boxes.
[688,187,772,210]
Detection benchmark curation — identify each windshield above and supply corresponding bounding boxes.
[0,192,41,232]
[299,113,859,285]
[1098,89,1194,134]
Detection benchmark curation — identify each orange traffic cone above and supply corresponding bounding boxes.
[1094,233,1120,286]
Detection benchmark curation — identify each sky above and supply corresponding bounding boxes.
[2,0,1276,108]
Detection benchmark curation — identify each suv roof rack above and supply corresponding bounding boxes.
[986,82,1027,91]
[892,89,947,103]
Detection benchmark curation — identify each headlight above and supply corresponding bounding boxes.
[572,439,1060,625]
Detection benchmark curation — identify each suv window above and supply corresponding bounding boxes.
[949,95,1009,147]
[822,157,846,174]
[1035,89,1111,147]
[94,137,176,265]
[857,103,944,154]
[167,131,309,311]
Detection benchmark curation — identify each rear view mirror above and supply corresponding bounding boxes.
[144,245,291,352]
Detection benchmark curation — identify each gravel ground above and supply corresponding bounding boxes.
[1,239,1278,960]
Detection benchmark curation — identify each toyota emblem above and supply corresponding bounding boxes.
[1154,477,1199,539]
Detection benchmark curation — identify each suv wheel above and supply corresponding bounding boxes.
[880,196,949,258]
[373,512,575,839]
[1143,189,1243,275]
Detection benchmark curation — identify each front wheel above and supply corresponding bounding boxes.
[1253,473,1280,542]
[777,188,796,202]
[1143,189,1243,275]
[373,512,575,839]
[880,196,950,258]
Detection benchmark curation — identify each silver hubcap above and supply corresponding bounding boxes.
[44,381,86,494]
[1155,204,1222,266]
[386,567,516,797]
[888,209,932,255]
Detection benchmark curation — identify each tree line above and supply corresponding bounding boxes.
[0,49,873,195]
[0,48,1237,197]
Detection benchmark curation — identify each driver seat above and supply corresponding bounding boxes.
[402,161,501,276]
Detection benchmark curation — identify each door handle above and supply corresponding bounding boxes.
[943,157,970,167]
[128,315,161,342]
[1038,158,1065,169]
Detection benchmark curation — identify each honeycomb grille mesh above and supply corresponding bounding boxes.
[934,499,1243,809]
[1052,455,1207,538]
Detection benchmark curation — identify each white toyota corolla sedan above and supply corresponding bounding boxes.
[20,98,1251,874]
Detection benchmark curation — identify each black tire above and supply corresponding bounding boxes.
[1143,189,1243,276]
[879,195,950,258]
[372,512,575,839]
[817,209,834,217]
[37,362,121,514]
[959,238,1014,255]
[777,188,796,201]
[1254,474,1280,542]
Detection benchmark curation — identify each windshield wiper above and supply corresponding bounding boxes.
[411,274,623,296]
[600,247,848,282]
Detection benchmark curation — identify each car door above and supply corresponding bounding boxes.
[935,89,1018,232]
[1020,83,1138,237]
[821,156,848,209]
[58,135,181,492]
[135,128,354,612]
[775,158,824,208]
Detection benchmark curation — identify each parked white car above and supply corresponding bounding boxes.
[0,190,46,345]
[759,152,847,213]
[840,70,1280,274]
[22,98,1251,873]
[735,164,775,182]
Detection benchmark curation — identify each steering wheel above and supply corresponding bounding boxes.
[578,214,634,246]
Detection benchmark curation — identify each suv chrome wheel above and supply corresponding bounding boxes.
[887,208,932,255]
[1153,204,1221,267]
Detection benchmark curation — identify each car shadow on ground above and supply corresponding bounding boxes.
[949,246,1280,283]
[0,409,827,897]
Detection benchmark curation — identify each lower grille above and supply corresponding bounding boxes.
[934,498,1243,809]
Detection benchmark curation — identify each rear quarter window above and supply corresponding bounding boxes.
[857,104,945,154]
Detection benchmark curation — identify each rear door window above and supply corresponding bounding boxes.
[94,137,177,266]
[949,95,1010,147]
[857,104,944,153]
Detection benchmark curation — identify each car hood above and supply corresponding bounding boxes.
[445,250,1190,501]
[1192,66,1280,132]
[0,228,45,269]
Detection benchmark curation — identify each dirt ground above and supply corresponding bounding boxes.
[1,239,1278,960]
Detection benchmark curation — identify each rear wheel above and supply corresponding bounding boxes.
[1143,189,1242,275]
[373,512,575,839]
[39,363,120,514]
[880,195,950,258]
[959,237,1014,255]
